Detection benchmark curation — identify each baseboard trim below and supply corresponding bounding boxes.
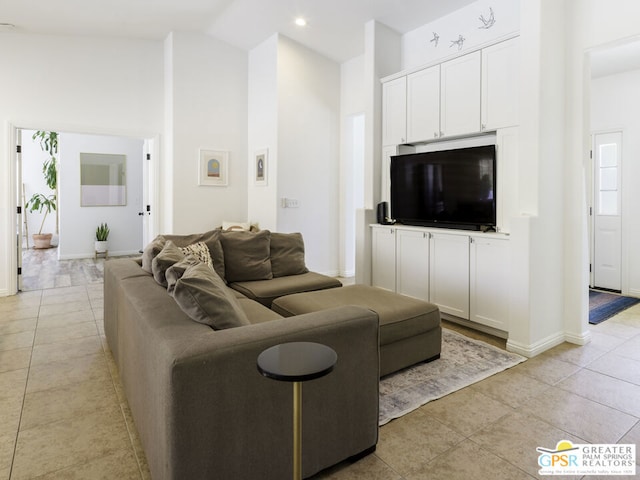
[564,329,591,346]
[59,250,141,260]
[506,331,565,358]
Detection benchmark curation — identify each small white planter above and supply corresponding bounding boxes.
[95,240,108,253]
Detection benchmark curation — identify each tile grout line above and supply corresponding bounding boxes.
[8,288,43,480]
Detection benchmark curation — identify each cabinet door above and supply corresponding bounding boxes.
[470,237,510,330]
[429,233,470,318]
[396,229,429,301]
[440,51,481,138]
[481,37,519,130]
[382,77,407,145]
[371,227,396,291]
[407,66,440,143]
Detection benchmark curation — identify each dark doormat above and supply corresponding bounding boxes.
[589,289,640,325]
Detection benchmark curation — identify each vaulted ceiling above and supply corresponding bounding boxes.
[0,0,476,62]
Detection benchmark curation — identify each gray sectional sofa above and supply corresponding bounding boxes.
[104,229,380,480]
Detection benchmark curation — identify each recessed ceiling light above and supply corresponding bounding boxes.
[295,18,307,27]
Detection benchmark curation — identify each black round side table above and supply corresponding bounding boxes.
[257,342,337,480]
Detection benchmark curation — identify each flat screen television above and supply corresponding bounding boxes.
[390,145,496,230]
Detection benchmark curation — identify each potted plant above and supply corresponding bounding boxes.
[95,223,110,254]
[25,193,56,248]
[26,131,58,248]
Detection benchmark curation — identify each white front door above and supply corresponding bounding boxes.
[593,132,622,291]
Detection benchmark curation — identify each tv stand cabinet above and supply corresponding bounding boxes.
[371,224,510,335]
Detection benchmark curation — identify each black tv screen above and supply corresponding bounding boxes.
[390,145,496,230]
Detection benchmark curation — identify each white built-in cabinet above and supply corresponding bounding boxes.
[382,77,407,145]
[371,225,510,333]
[428,232,470,318]
[406,65,440,143]
[469,236,510,331]
[481,37,519,130]
[439,51,481,138]
[396,229,430,301]
[371,226,396,292]
[382,36,519,145]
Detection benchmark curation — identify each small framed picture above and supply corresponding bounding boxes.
[254,149,268,186]
[199,149,229,186]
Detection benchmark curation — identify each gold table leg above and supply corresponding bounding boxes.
[293,381,302,480]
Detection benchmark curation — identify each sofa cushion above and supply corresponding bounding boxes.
[270,232,309,278]
[229,272,342,307]
[152,241,185,287]
[170,263,250,330]
[179,241,213,270]
[220,230,273,283]
[142,231,226,282]
[141,235,166,274]
[166,255,203,295]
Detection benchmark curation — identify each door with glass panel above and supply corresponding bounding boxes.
[593,132,622,291]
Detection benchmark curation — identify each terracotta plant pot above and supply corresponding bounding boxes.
[33,233,53,249]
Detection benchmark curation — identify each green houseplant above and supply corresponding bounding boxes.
[95,223,110,254]
[26,131,58,249]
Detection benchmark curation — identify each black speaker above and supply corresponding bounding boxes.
[377,202,394,225]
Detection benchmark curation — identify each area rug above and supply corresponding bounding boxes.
[379,328,526,425]
[589,289,640,325]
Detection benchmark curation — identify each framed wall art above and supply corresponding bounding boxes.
[199,149,229,186]
[254,149,268,186]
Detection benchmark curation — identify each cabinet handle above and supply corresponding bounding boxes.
[433,132,438,138]
[439,131,444,137]
[481,124,486,131]
[401,137,405,143]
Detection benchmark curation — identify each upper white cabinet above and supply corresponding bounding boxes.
[470,236,510,330]
[396,228,430,301]
[481,37,519,130]
[440,51,481,138]
[429,232,470,319]
[382,77,407,146]
[371,226,396,291]
[406,65,440,143]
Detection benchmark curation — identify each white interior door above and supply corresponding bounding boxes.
[16,128,23,291]
[593,131,622,291]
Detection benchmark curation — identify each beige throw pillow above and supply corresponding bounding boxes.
[179,241,213,270]
[270,232,309,277]
[170,263,251,330]
[220,230,273,283]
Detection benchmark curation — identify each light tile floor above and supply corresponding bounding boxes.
[1,255,639,479]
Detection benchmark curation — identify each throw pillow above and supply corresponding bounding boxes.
[145,230,226,282]
[170,263,251,330]
[222,221,251,232]
[179,241,213,270]
[141,235,167,273]
[152,241,185,287]
[220,230,273,283]
[270,232,309,277]
[166,255,202,295]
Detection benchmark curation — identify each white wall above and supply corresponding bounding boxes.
[276,36,341,275]
[22,130,57,240]
[402,0,520,71]
[165,32,248,234]
[591,69,640,296]
[339,56,366,276]
[58,132,144,258]
[0,33,163,296]
[247,35,279,231]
